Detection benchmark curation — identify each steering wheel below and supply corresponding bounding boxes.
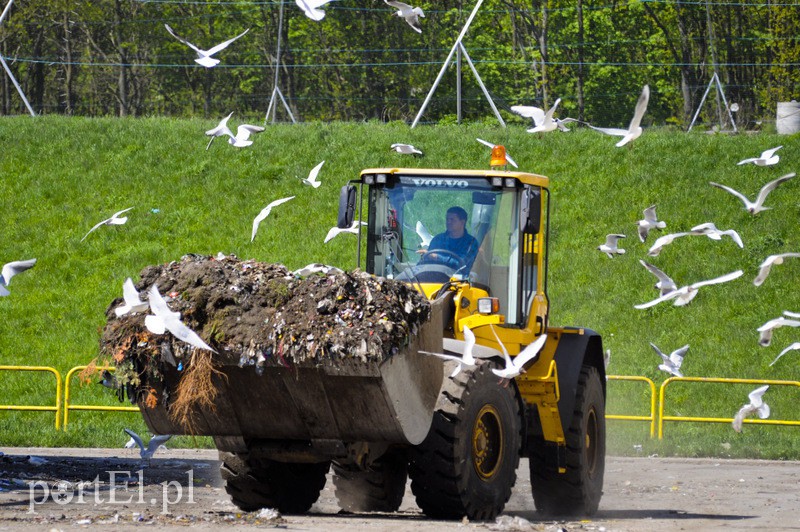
[419,248,467,271]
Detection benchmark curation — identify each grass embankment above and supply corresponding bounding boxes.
[0,116,798,458]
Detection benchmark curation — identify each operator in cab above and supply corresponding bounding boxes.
[419,206,480,273]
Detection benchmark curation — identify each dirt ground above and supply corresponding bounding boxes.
[1,447,798,531]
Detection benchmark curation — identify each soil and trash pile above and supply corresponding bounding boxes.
[99,254,432,408]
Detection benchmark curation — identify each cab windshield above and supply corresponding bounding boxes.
[365,174,528,321]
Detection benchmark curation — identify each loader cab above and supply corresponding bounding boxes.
[339,168,550,331]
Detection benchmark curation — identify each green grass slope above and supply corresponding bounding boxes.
[0,116,798,457]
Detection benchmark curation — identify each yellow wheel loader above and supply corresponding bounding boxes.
[136,162,606,520]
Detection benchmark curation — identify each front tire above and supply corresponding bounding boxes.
[530,365,605,516]
[220,452,330,513]
[408,362,522,520]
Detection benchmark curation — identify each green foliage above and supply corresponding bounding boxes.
[0,0,794,126]
[0,117,798,458]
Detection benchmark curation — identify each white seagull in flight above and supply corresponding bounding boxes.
[597,234,626,258]
[647,231,694,257]
[81,207,133,242]
[301,161,325,188]
[416,221,433,248]
[0,258,37,297]
[753,252,800,286]
[115,278,150,317]
[689,222,743,248]
[651,342,689,378]
[324,219,366,243]
[757,316,800,347]
[124,429,172,460]
[770,342,800,367]
[587,85,649,147]
[145,284,216,353]
[511,103,576,132]
[634,270,743,309]
[228,124,265,148]
[391,143,423,156]
[296,0,337,21]
[709,173,795,215]
[164,24,249,68]
[737,146,782,166]
[385,1,425,33]
[420,325,477,378]
[525,98,563,134]
[636,205,666,242]
[251,196,295,242]
[205,112,234,150]
[639,260,677,296]
[732,385,770,433]
[492,333,548,381]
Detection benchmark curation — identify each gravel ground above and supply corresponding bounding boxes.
[1,447,799,531]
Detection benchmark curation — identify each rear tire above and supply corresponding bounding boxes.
[408,362,522,520]
[332,448,408,512]
[220,452,330,513]
[530,365,605,516]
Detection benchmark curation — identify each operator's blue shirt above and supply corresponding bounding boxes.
[424,231,480,272]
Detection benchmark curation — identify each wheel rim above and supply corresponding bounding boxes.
[585,407,599,477]
[472,404,503,480]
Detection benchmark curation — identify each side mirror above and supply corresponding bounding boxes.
[520,186,541,235]
[337,185,357,228]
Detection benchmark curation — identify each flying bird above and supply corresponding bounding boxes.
[476,138,518,168]
[709,173,795,214]
[114,278,150,317]
[651,342,689,378]
[205,112,234,150]
[770,342,800,367]
[0,258,37,297]
[123,428,172,460]
[753,253,800,286]
[639,259,677,296]
[145,284,216,353]
[324,219,366,243]
[415,220,433,248]
[526,98,563,134]
[391,143,423,156]
[737,146,782,167]
[647,231,694,257]
[511,104,576,132]
[732,385,770,433]
[385,1,425,33]
[296,0,337,21]
[251,196,295,242]
[634,270,743,309]
[227,124,265,148]
[419,324,477,378]
[492,334,548,380]
[81,207,133,242]
[597,234,626,258]
[636,205,666,242]
[300,160,325,188]
[689,222,743,248]
[164,24,249,68]
[757,316,800,347]
[586,85,649,147]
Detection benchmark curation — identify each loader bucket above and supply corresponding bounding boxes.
[139,296,445,446]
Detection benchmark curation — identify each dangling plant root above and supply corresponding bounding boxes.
[78,358,100,385]
[169,349,227,434]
